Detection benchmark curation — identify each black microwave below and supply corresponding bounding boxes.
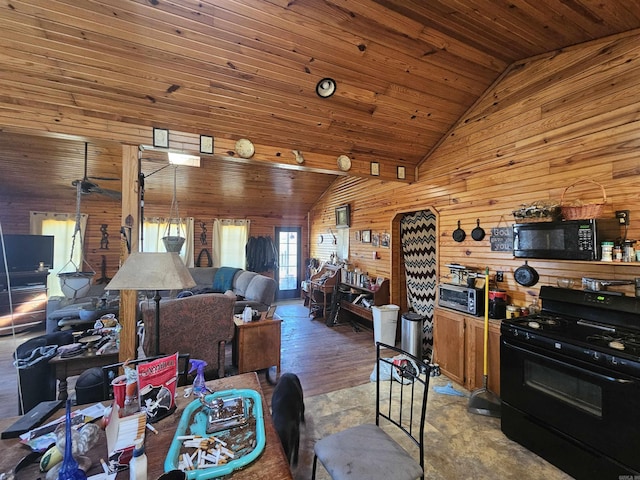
[513,219,620,260]
[438,283,484,316]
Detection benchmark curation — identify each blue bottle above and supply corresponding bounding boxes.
[58,399,87,480]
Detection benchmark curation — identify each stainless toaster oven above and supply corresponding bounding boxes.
[438,283,484,316]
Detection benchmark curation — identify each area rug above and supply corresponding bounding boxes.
[292,375,572,480]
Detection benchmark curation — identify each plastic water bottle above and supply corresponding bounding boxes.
[129,440,147,480]
[243,305,252,323]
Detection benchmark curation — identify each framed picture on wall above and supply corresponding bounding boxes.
[335,204,351,228]
[361,230,371,243]
[355,230,361,241]
[381,233,390,247]
[372,233,380,247]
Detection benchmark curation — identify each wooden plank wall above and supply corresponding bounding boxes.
[309,32,640,309]
[0,195,308,281]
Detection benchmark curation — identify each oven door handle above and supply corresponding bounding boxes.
[505,341,636,385]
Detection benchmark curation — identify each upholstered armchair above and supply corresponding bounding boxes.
[140,292,236,379]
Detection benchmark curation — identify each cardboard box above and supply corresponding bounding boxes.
[105,403,146,471]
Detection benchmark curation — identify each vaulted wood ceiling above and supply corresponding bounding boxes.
[1,0,640,213]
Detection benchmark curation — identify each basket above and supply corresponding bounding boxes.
[560,179,606,220]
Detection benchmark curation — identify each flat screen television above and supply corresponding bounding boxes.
[0,234,55,273]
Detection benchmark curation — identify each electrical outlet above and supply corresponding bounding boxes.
[496,271,504,282]
[616,210,630,225]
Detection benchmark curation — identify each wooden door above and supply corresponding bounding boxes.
[274,227,301,299]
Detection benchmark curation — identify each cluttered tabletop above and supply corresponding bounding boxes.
[0,371,292,479]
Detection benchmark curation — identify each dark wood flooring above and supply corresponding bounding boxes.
[256,300,377,404]
[0,299,378,418]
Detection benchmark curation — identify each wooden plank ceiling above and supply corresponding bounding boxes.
[1,0,640,213]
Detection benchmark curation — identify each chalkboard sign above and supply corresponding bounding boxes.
[490,227,513,252]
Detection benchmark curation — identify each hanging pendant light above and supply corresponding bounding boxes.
[162,166,185,253]
[58,181,95,299]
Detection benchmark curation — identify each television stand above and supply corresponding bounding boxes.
[0,270,49,334]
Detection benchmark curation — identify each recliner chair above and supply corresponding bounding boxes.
[14,331,73,414]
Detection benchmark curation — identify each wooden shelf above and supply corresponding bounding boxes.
[338,279,390,323]
[516,259,640,267]
[340,281,379,294]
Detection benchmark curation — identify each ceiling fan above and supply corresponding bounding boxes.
[71,142,121,200]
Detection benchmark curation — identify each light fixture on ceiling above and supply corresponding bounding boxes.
[168,152,201,167]
[316,78,336,98]
[292,149,304,164]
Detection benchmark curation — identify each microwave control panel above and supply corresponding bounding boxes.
[577,225,594,251]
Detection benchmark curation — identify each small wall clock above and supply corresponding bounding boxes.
[235,138,255,158]
[337,155,351,172]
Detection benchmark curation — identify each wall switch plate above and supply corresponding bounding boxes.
[616,210,630,225]
[496,271,504,282]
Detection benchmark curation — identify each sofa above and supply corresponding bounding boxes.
[46,284,117,333]
[140,291,236,379]
[46,266,276,332]
[186,267,277,314]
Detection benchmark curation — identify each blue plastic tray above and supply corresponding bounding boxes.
[164,389,265,479]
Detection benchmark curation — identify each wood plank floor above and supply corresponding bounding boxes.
[0,299,379,418]
[0,301,572,480]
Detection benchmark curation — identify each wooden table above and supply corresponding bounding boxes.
[49,348,119,400]
[0,372,292,479]
[233,313,282,375]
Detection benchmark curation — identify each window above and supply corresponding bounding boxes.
[213,219,250,268]
[141,217,195,267]
[30,211,87,297]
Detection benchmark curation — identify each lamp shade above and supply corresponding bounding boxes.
[105,252,196,291]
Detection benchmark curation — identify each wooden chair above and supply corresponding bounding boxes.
[312,342,431,480]
[101,353,191,401]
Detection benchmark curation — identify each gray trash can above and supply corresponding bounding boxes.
[401,312,424,359]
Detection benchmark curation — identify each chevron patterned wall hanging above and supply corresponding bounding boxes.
[400,210,436,361]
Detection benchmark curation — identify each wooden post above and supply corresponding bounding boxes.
[118,144,140,363]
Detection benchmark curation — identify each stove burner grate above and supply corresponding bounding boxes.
[586,333,640,355]
[516,314,567,330]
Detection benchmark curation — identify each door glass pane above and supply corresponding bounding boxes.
[278,231,298,291]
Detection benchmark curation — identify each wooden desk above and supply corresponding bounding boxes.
[233,313,282,374]
[49,349,120,400]
[0,373,292,479]
[308,264,340,320]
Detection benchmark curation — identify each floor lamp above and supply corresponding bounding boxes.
[105,252,196,356]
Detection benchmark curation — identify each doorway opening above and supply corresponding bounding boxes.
[392,209,437,361]
[275,227,301,300]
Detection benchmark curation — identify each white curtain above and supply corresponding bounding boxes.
[141,217,195,267]
[213,219,250,268]
[30,211,89,297]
